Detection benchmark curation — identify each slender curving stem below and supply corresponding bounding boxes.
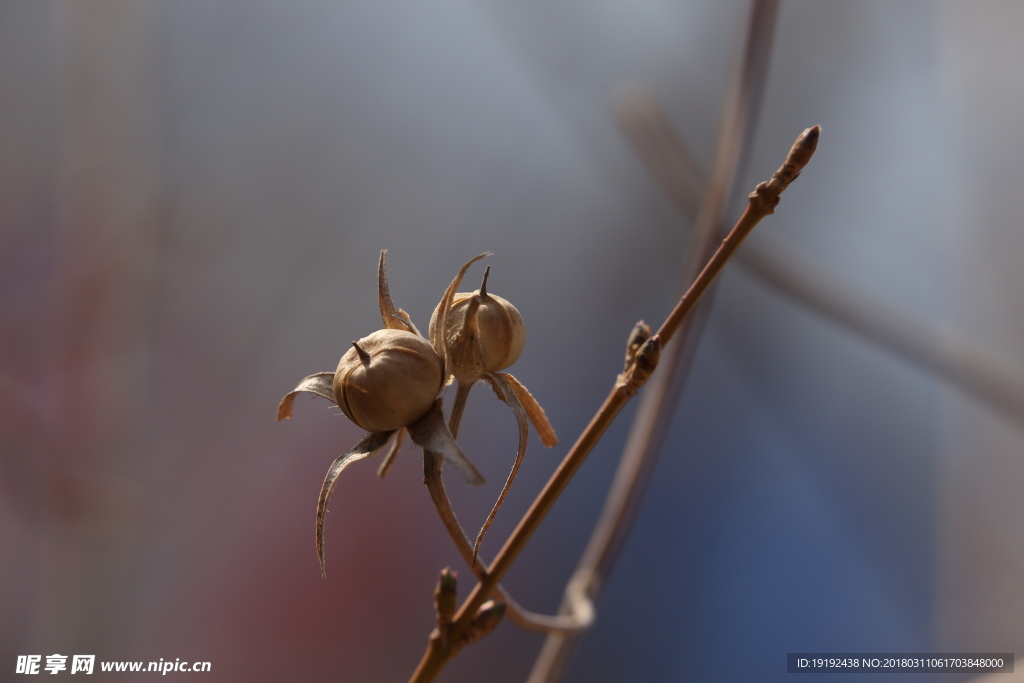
[423,381,591,634]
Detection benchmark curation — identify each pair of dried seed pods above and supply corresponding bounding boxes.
[278,251,557,576]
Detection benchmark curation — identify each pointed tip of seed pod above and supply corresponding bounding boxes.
[351,340,371,367]
[479,265,491,298]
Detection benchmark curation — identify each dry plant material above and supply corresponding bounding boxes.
[421,451,591,635]
[429,265,559,563]
[430,567,507,653]
[408,125,820,683]
[425,569,505,655]
[434,567,458,630]
[277,251,491,577]
[335,330,443,433]
[273,125,819,683]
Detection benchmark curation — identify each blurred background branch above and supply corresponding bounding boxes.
[618,86,1024,429]
[529,2,781,679]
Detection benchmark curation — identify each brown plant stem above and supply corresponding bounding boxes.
[409,124,819,683]
[423,452,590,634]
[529,3,781,677]
[422,381,590,634]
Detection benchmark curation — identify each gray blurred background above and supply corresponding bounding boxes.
[2,1,1023,681]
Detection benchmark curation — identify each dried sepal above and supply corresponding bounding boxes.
[406,400,485,485]
[277,372,336,421]
[473,373,530,564]
[393,308,421,337]
[430,253,490,374]
[316,430,396,577]
[376,427,406,479]
[446,297,485,385]
[494,372,558,447]
[377,250,421,335]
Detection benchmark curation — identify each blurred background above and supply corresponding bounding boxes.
[2,1,1024,681]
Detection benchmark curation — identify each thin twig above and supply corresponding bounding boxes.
[620,86,1024,428]
[423,452,591,634]
[528,3,781,678]
[408,125,819,683]
[421,384,590,634]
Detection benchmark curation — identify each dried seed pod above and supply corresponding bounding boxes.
[429,267,526,375]
[334,328,443,433]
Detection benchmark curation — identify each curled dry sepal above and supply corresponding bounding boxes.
[277,250,557,577]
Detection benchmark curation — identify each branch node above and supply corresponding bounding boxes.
[457,600,506,648]
[620,335,662,394]
[623,320,651,371]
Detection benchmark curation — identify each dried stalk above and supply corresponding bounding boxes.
[528,2,781,678]
[409,124,820,683]
[423,451,591,634]
[422,381,590,634]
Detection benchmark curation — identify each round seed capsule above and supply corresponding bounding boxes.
[333,328,443,433]
[430,288,525,374]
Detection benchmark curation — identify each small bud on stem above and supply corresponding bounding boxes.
[624,320,651,371]
[434,567,458,629]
